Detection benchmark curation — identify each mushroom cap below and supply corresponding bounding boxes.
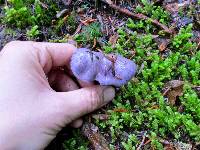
[70,48,137,87]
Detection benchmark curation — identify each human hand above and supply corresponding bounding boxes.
[0,41,115,150]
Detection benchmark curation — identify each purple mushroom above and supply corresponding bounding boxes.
[70,48,137,87]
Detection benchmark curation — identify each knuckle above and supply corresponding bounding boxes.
[3,41,23,52]
[4,41,19,49]
[5,41,34,49]
[7,40,20,46]
[1,41,20,54]
[2,41,36,56]
[87,87,102,110]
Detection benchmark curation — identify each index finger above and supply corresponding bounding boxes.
[32,42,76,73]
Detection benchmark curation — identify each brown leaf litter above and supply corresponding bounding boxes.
[163,80,184,105]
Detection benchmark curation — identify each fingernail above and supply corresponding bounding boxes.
[103,86,115,102]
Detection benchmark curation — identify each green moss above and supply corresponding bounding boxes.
[2,0,199,148]
[2,0,59,29]
[100,22,200,147]
[63,130,88,150]
[61,1,199,148]
[172,24,195,51]
[135,0,170,25]
[26,25,40,40]
[3,6,35,28]
[66,11,78,33]
[74,22,102,45]
[122,134,138,150]
[54,11,78,34]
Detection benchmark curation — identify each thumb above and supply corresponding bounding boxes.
[50,85,115,123]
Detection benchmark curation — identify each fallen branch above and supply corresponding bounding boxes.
[82,122,110,150]
[137,132,146,150]
[100,0,174,34]
[72,23,82,37]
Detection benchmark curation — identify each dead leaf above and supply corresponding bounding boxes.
[150,105,159,109]
[165,0,190,14]
[92,114,109,120]
[154,38,170,52]
[82,123,110,150]
[109,34,118,47]
[131,77,139,83]
[167,90,183,105]
[163,80,184,105]
[165,80,184,89]
[113,108,128,112]
[159,41,169,51]
[164,3,179,14]
[164,145,177,150]
[93,38,97,48]
[80,18,97,26]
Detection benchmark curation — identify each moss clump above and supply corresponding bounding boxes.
[98,22,200,149]
[1,0,199,149]
[74,22,102,45]
[63,1,199,149]
[2,0,59,28]
[63,130,88,150]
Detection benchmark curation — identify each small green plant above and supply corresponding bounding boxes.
[3,0,59,29]
[63,130,88,150]
[34,0,58,26]
[135,0,170,25]
[122,134,138,150]
[3,6,36,28]
[74,22,102,44]
[55,11,78,34]
[150,132,164,150]
[181,85,200,121]
[66,11,78,33]
[99,18,200,148]
[26,25,40,40]
[172,24,195,52]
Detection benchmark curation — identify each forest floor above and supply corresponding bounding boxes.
[0,0,200,150]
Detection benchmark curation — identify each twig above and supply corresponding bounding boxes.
[144,139,151,145]
[82,122,110,150]
[62,0,72,6]
[66,0,72,5]
[72,23,82,37]
[137,133,146,150]
[4,0,8,6]
[97,14,105,33]
[99,0,173,34]
[137,63,144,75]
[162,87,171,96]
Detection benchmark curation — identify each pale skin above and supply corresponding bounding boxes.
[0,41,115,150]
